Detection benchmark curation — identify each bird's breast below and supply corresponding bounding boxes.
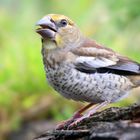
[41,43,134,103]
[44,62,133,103]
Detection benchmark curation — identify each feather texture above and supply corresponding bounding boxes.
[72,39,140,75]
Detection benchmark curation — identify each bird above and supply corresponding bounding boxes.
[36,14,140,129]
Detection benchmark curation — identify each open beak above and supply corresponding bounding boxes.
[36,16,57,39]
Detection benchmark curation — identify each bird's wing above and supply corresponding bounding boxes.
[72,39,140,75]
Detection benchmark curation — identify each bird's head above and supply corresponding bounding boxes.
[36,14,84,49]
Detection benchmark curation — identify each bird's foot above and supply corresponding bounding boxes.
[68,101,109,129]
[56,112,82,130]
[56,102,108,129]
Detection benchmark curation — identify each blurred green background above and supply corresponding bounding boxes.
[0,0,140,139]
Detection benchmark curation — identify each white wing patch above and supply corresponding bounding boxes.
[76,56,116,68]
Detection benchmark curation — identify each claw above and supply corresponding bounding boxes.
[56,119,74,130]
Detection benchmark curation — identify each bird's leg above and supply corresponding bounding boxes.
[73,103,96,118]
[69,101,109,128]
[83,101,109,118]
[56,103,95,129]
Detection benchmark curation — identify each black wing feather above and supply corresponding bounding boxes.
[75,61,140,75]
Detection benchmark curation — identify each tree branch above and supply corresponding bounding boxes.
[34,104,140,140]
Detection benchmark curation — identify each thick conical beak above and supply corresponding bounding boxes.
[36,16,57,39]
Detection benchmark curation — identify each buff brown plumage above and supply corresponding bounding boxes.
[36,14,140,129]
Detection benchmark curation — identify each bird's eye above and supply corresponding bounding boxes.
[60,19,68,27]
